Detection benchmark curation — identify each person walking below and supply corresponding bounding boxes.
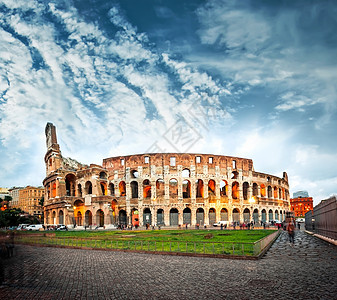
[286,220,295,246]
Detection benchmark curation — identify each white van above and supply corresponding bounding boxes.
[26,224,44,231]
[17,224,30,230]
[213,221,229,227]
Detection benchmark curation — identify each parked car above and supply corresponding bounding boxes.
[26,224,44,231]
[17,224,30,231]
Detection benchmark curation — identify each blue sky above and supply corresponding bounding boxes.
[0,0,336,205]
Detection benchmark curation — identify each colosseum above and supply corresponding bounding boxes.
[43,123,290,228]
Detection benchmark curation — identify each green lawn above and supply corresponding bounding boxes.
[16,229,278,256]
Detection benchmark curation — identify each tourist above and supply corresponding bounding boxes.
[286,220,295,245]
[297,222,301,230]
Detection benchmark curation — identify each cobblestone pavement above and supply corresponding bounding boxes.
[0,230,336,300]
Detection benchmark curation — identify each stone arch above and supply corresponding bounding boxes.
[52,182,56,198]
[220,180,228,196]
[274,186,278,199]
[279,188,282,199]
[99,171,107,179]
[100,182,107,195]
[85,210,92,226]
[170,208,179,226]
[169,178,178,198]
[253,209,259,224]
[267,186,272,198]
[260,184,266,197]
[232,182,239,199]
[243,208,250,222]
[156,179,165,197]
[143,208,152,225]
[243,182,249,200]
[268,209,273,221]
[196,179,204,198]
[209,207,216,225]
[58,210,64,224]
[182,179,191,198]
[119,209,127,225]
[131,169,139,178]
[77,184,82,197]
[157,208,164,225]
[52,211,56,224]
[132,209,140,227]
[182,168,190,178]
[208,180,216,196]
[196,208,204,226]
[275,210,279,221]
[65,174,76,196]
[109,183,115,196]
[131,181,138,198]
[76,211,83,226]
[96,209,104,227]
[143,179,151,198]
[261,209,267,223]
[183,207,191,225]
[85,181,92,195]
[119,181,126,197]
[220,208,228,221]
[231,171,239,179]
[253,183,258,196]
[232,208,240,222]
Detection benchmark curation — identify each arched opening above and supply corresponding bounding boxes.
[143,208,152,225]
[268,209,273,222]
[208,180,216,196]
[170,208,179,226]
[58,210,64,224]
[143,180,151,198]
[96,209,104,227]
[100,182,107,195]
[232,182,239,199]
[156,179,165,197]
[243,208,250,223]
[196,179,204,198]
[232,208,240,222]
[131,181,138,198]
[260,184,266,197]
[132,209,139,227]
[65,174,76,196]
[209,208,216,225]
[131,170,139,178]
[243,182,249,200]
[275,210,279,221]
[169,178,178,198]
[85,210,92,226]
[196,208,204,226]
[253,209,259,224]
[52,211,56,224]
[85,181,92,195]
[231,171,239,179]
[220,180,228,196]
[99,172,107,179]
[157,209,164,226]
[52,182,56,198]
[274,187,278,199]
[182,180,191,198]
[74,200,84,226]
[267,186,272,198]
[119,181,126,197]
[77,184,82,197]
[183,207,191,225]
[76,211,82,226]
[182,169,190,178]
[261,209,267,223]
[109,183,115,196]
[280,210,283,221]
[253,183,258,196]
[279,188,282,199]
[119,210,127,226]
[220,208,228,221]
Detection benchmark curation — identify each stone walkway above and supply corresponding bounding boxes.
[0,230,336,300]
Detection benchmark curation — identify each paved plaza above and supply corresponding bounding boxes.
[1,230,336,300]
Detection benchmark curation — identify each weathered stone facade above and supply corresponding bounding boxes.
[43,123,290,228]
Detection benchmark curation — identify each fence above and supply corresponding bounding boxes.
[313,196,337,240]
[15,230,280,259]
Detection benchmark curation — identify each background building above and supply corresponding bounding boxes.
[16,186,44,218]
[290,191,313,217]
[8,187,23,208]
[43,123,290,228]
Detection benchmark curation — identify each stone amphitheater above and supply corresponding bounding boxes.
[43,123,290,228]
